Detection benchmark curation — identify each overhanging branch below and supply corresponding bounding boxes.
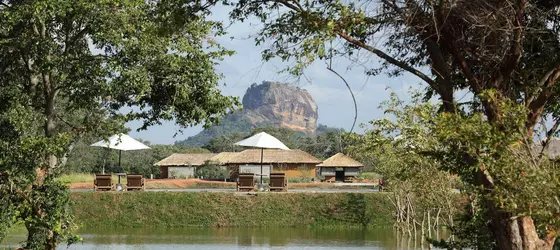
[335,31,438,90]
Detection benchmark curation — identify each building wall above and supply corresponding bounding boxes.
[239,164,271,182]
[273,163,317,178]
[167,166,196,178]
[344,167,361,177]
[320,167,362,182]
[320,167,336,176]
[226,163,317,179]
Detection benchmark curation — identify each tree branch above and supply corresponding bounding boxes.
[527,67,560,134]
[335,31,438,89]
[65,25,90,55]
[539,119,560,158]
[275,0,303,12]
[498,0,526,83]
[326,62,357,134]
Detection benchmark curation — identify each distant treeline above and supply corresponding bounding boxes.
[64,139,210,177]
[174,112,341,147]
[202,126,347,159]
[65,126,356,178]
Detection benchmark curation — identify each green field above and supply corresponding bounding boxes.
[71,192,394,229]
[58,173,127,184]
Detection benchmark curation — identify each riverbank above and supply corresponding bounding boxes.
[71,192,394,228]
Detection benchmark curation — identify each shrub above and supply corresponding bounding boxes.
[195,161,228,179]
[288,177,314,183]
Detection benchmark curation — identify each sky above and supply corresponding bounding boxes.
[126,5,426,145]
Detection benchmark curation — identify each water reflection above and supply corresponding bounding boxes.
[2,227,444,250]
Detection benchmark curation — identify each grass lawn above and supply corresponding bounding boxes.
[357,172,382,181]
[58,173,127,184]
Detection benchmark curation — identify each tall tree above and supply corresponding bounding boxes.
[0,0,238,249]
[230,0,560,249]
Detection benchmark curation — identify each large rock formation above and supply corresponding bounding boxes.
[241,81,318,133]
[175,81,319,146]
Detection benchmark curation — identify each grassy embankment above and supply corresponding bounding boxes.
[71,192,394,228]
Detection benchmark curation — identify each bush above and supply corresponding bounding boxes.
[195,162,228,179]
[288,177,314,183]
[357,172,381,181]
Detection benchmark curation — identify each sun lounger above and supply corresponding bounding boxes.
[126,174,144,191]
[237,173,255,192]
[94,174,113,191]
[269,173,287,192]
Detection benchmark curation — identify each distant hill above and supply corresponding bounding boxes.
[175,81,337,147]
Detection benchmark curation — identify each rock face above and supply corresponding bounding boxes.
[241,81,318,133]
[175,81,319,147]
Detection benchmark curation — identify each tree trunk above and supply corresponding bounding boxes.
[488,205,555,250]
[25,72,59,250]
[475,162,556,250]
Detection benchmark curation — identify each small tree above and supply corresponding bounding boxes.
[195,161,229,179]
[347,91,458,241]
[0,0,238,249]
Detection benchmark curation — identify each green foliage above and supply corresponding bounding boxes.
[64,138,209,177]
[0,0,238,248]
[195,161,229,179]
[231,0,560,246]
[357,172,381,181]
[176,113,255,147]
[430,100,560,244]
[429,200,497,250]
[339,194,373,227]
[200,125,349,162]
[346,90,461,242]
[203,132,247,153]
[0,104,80,249]
[287,177,314,183]
[349,90,560,247]
[23,180,81,249]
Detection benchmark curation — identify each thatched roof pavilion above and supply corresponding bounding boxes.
[317,153,363,182]
[317,153,364,167]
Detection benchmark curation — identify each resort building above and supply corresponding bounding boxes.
[154,153,217,178]
[221,149,322,179]
[317,153,363,182]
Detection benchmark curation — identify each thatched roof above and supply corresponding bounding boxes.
[154,153,217,166]
[226,149,322,164]
[316,153,363,167]
[210,152,240,164]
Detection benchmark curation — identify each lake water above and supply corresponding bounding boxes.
[2,227,439,250]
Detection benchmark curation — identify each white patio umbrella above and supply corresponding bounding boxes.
[90,133,150,174]
[234,132,289,186]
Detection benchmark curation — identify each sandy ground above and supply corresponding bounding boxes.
[69,178,378,190]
